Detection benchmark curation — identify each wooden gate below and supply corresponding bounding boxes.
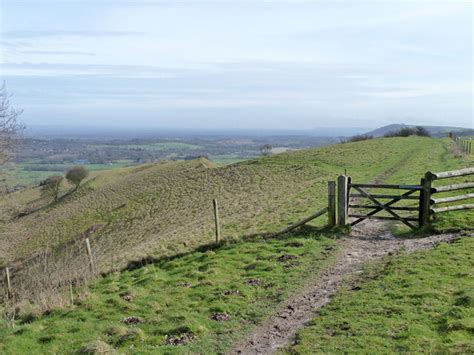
[348,182,423,229]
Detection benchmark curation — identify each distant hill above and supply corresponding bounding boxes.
[364,124,474,138]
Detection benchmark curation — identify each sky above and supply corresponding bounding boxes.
[0,0,472,131]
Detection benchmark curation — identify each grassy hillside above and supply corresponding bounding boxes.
[2,137,470,266]
[0,136,472,353]
[287,236,474,353]
[0,137,472,299]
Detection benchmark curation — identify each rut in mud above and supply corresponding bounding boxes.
[231,221,472,354]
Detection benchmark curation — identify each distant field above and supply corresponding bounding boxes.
[90,142,202,151]
[1,160,135,187]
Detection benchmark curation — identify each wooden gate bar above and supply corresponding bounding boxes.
[350,183,422,190]
[350,189,418,227]
[350,193,419,200]
[349,214,419,222]
[349,204,419,211]
[351,186,417,229]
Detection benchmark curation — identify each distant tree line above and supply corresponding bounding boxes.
[384,126,431,138]
[341,126,431,144]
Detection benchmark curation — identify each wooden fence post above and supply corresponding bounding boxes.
[85,238,95,274]
[69,281,74,305]
[213,199,221,243]
[421,173,434,226]
[418,178,425,228]
[337,175,349,227]
[328,181,336,227]
[5,267,11,299]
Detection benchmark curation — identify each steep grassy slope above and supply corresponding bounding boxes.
[287,236,474,354]
[2,137,469,268]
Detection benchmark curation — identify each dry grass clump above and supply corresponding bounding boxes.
[77,340,115,354]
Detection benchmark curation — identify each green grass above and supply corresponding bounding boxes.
[286,236,474,354]
[0,230,337,354]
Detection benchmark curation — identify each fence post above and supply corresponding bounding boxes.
[85,238,95,274]
[337,175,349,227]
[69,281,74,305]
[418,178,425,228]
[213,199,221,243]
[5,267,11,299]
[421,173,434,226]
[328,181,336,227]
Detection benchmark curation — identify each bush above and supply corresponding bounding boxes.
[40,175,63,202]
[415,126,431,137]
[347,134,373,143]
[66,166,89,190]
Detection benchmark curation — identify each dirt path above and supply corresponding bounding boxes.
[231,222,472,354]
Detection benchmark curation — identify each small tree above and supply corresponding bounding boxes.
[66,166,89,190]
[260,144,272,156]
[41,175,63,202]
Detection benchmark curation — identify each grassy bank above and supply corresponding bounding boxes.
[286,236,474,354]
[0,230,337,354]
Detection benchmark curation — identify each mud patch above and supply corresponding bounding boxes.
[122,316,144,325]
[210,312,232,321]
[277,254,299,262]
[223,290,241,296]
[245,278,263,287]
[164,332,196,346]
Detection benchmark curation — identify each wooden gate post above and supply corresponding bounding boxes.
[337,175,349,227]
[328,181,336,227]
[420,173,434,226]
[213,199,221,243]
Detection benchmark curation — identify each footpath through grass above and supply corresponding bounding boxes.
[286,237,474,354]
[0,230,337,354]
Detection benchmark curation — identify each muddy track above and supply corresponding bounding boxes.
[231,222,473,354]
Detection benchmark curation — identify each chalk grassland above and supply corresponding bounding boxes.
[0,137,472,353]
[2,137,470,269]
[286,236,474,354]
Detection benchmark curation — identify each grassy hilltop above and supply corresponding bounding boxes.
[0,136,472,353]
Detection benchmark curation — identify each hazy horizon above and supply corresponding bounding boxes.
[1,1,473,130]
